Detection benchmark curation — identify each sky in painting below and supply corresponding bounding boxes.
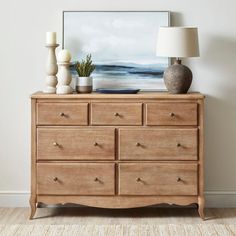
[64,11,169,66]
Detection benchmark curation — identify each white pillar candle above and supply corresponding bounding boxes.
[46,32,57,45]
[57,49,71,62]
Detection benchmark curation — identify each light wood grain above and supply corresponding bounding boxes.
[37,163,115,195]
[37,103,88,125]
[31,91,205,99]
[37,128,115,160]
[119,128,198,160]
[91,103,142,125]
[146,103,198,126]
[30,91,205,219]
[198,99,205,219]
[119,163,198,196]
[37,195,198,209]
[30,98,37,219]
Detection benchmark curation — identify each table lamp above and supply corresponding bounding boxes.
[156,27,199,94]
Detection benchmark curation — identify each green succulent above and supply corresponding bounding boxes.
[75,54,96,77]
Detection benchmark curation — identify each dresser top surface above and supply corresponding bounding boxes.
[31,91,204,99]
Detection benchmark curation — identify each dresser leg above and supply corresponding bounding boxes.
[198,197,205,220]
[29,196,37,220]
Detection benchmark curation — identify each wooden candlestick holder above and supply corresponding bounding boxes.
[43,44,59,94]
[56,62,73,94]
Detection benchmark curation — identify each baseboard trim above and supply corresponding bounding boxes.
[0,191,30,207]
[0,191,236,207]
[205,191,236,208]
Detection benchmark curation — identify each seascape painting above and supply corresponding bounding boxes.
[63,11,170,90]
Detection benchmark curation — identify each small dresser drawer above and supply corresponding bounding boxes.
[119,128,198,160]
[37,103,88,125]
[146,103,197,126]
[119,163,198,196]
[37,163,115,195]
[37,128,115,160]
[91,103,142,125]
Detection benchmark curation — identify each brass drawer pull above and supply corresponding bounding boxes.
[136,142,141,147]
[94,177,103,184]
[59,112,65,117]
[53,142,59,146]
[94,142,99,146]
[136,177,142,182]
[114,112,120,117]
[170,112,175,117]
[177,177,182,182]
[53,177,58,182]
[177,143,181,147]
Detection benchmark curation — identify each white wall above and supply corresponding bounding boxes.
[1,0,236,207]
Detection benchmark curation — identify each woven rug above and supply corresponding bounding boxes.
[0,224,235,236]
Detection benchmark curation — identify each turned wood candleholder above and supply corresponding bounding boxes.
[56,62,73,94]
[43,44,59,94]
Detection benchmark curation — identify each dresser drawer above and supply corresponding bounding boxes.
[91,103,142,125]
[37,163,115,195]
[146,103,197,126]
[37,128,115,160]
[119,163,198,196]
[37,103,88,125]
[119,128,198,160]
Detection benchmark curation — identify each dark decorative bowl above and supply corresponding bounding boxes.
[96,88,140,94]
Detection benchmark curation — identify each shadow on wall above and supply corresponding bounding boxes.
[164,13,236,190]
[170,12,184,26]
[201,35,236,190]
[158,12,236,190]
[168,12,184,66]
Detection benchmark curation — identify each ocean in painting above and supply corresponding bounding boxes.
[64,11,169,90]
[70,62,165,80]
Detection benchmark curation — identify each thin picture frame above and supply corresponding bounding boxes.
[63,11,170,91]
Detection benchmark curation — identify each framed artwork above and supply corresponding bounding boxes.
[63,11,170,91]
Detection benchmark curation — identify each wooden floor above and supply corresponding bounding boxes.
[0,207,236,225]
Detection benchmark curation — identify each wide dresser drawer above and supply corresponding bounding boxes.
[91,103,142,125]
[37,128,115,160]
[119,128,198,160]
[146,103,197,126]
[37,103,88,125]
[119,163,198,196]
[37,163,115,195]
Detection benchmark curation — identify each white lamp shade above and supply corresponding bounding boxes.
[156,27,199,58]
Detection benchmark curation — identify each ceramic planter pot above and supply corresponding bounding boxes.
[76,76,93,93]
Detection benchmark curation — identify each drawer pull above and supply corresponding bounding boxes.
[136,177,142,182]
[170,112,175,117]
[94,177,103,184]
[53,177,58,182]
[136,142,141,147]
[177,143,181,147]
[53,142,59,146]
[94,142,99,146]
[59,112,65,117]
[114,112,120,117]
[177,177,182,182]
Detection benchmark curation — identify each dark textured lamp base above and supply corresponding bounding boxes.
[164,60,193,94]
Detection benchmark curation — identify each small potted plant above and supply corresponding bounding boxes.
[75,54,96,93]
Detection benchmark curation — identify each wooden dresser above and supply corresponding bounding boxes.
[30,92,205,219]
